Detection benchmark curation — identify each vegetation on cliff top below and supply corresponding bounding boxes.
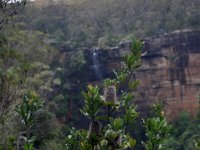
[20,0,200,48]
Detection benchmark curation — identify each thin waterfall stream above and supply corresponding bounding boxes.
[92,48,102,80]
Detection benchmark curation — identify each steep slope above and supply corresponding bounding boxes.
[24,0,200,48]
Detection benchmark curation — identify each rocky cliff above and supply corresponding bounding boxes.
[84,30,200,120]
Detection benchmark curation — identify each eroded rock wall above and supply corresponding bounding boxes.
[136,30,200,120]
[85,30,200,120]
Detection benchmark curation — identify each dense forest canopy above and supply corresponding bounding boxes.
[0,0,200,149]
[17,0,200,48]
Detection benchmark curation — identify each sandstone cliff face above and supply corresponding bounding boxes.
[85,30,200,120]
[136,30,200,120]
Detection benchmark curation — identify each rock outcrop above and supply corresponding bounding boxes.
[85,30,200,120]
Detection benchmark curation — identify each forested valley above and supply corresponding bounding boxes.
[0,0,200,149]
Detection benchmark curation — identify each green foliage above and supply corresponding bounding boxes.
[65,127,88,150]
[65,40,157,150]
[13,0,200,48]
[81,85,103,120]
[0,4,83,148]
[143,104,171,150]
[0,33,34,146]
[40,140,65,150]
[163,110,200,150]
[15,91,43,127]
[63,51,86,76]
[15,91,43,149]
[0,136,16,150]
[24,136,35,150]
[53,49,86,122]
[1,24,60,96]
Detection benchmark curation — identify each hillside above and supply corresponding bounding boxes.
[22,0,200,48]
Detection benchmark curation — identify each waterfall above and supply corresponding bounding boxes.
[92,48,102,80]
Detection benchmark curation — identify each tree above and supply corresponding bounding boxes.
[0,11,61,148]
[143,104,171,150]
[15,91,43,150]
[0,0,26,30]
